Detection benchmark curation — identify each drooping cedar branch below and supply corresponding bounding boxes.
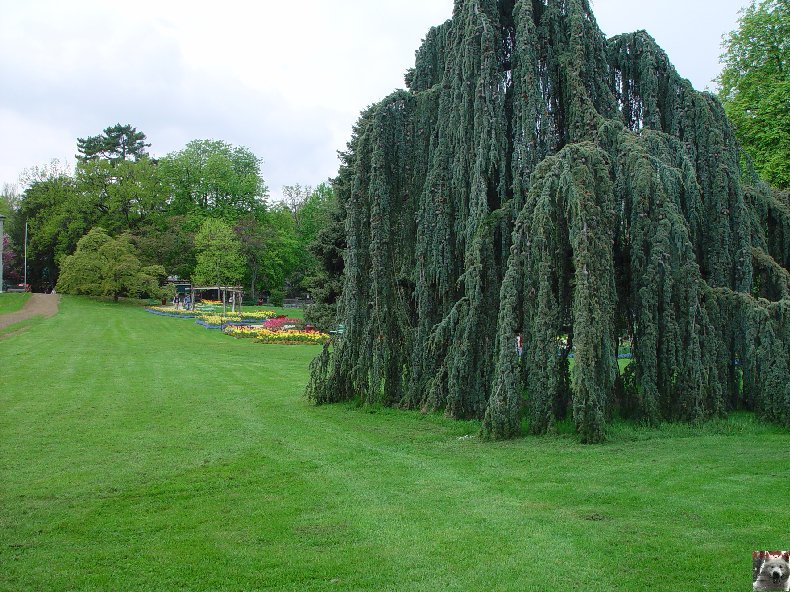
[306,0,790,442]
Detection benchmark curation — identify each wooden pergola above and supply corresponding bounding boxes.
[192,286,244,314]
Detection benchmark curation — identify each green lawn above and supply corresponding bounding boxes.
[0,297,786,591]
[0,292,30,314]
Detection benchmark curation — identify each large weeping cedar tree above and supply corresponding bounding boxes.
[307,0,790,443]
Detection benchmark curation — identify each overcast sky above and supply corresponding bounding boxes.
[0,0,748,200]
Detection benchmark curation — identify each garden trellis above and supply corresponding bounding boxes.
[193,286,244,314]
[306,0,789,442]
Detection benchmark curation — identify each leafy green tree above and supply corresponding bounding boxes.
[719,0,789,188]
[76,124,150,163]
[192,218,245,287]
[298,183,336,248]
[281,184,311,230]
[2,235,21,285]
[133,215,196,280]
[1,184,22,285]
[0,183,20,217]
[17,174,83,288]
[56,228,166,301]
[75,156,165,232]
[282,182,337,295]
[74,125,164,233]
[234,216,274,302]
[16,156,165,290]
[258,205,301,305]
[303,183,345,331]
[158,140,268,220]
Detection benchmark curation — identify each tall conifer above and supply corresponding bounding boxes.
[308,0,790,441]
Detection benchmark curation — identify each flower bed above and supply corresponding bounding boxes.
[195,310,277,325]
[223,324,328,345]
[196,314,225,328]
[147,305,276,322]
[255,329,329,345]
[260,317,304,330]
[223,325,260,338]
[145,306,196,318]
[201,310,277,321]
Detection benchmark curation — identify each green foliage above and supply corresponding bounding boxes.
[298,182,336,247]
[192,218,246,287]
[56,228,166,301]
[14,129,295,299]
[17,174,82,287]
[133,215,196,280]
[76,123,150,163]
[0,184,19,218]
[302,182,345,321]
[75,156,165,232]
[256,205,301,299]
[718,0,789,189]
[308,0,790,442]
[17,153,169,290]
[158,139,268,220]
[233,215,271,301]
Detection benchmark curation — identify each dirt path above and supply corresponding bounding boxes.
[0,293,61,330]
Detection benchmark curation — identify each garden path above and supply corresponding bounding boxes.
[0,293,60,331]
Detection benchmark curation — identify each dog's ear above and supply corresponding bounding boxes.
[782,551,790,562]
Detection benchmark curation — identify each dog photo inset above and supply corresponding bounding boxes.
[754,551,790,591]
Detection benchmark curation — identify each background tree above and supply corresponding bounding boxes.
[234,216,274,303]
[17,139,165,290]
[1,184,22,285]
[1,183,20,216]
[133,215,196,280]
[76,123,150,163]
[16,174,81,289]
[158,140,268,221]
[719,0,789,188]
[10,129,292,300]
[192,218,245,287]
[2,235,21,285]
[303,183,345,330]
[281,184,312,230]
[258,205,301,305]
[297,183,336,249]
[76,157,165,233]
[283,182,338,297]
[56,227,165,301]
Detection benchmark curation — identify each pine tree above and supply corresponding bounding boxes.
[76,124,150,163]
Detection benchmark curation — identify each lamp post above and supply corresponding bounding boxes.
[23,220,27,290]
[0,214,5,293]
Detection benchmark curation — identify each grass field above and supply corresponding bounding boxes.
[0,292,30,314]
[0,297,787,591]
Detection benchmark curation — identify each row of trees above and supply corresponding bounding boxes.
[0,125,339,312]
